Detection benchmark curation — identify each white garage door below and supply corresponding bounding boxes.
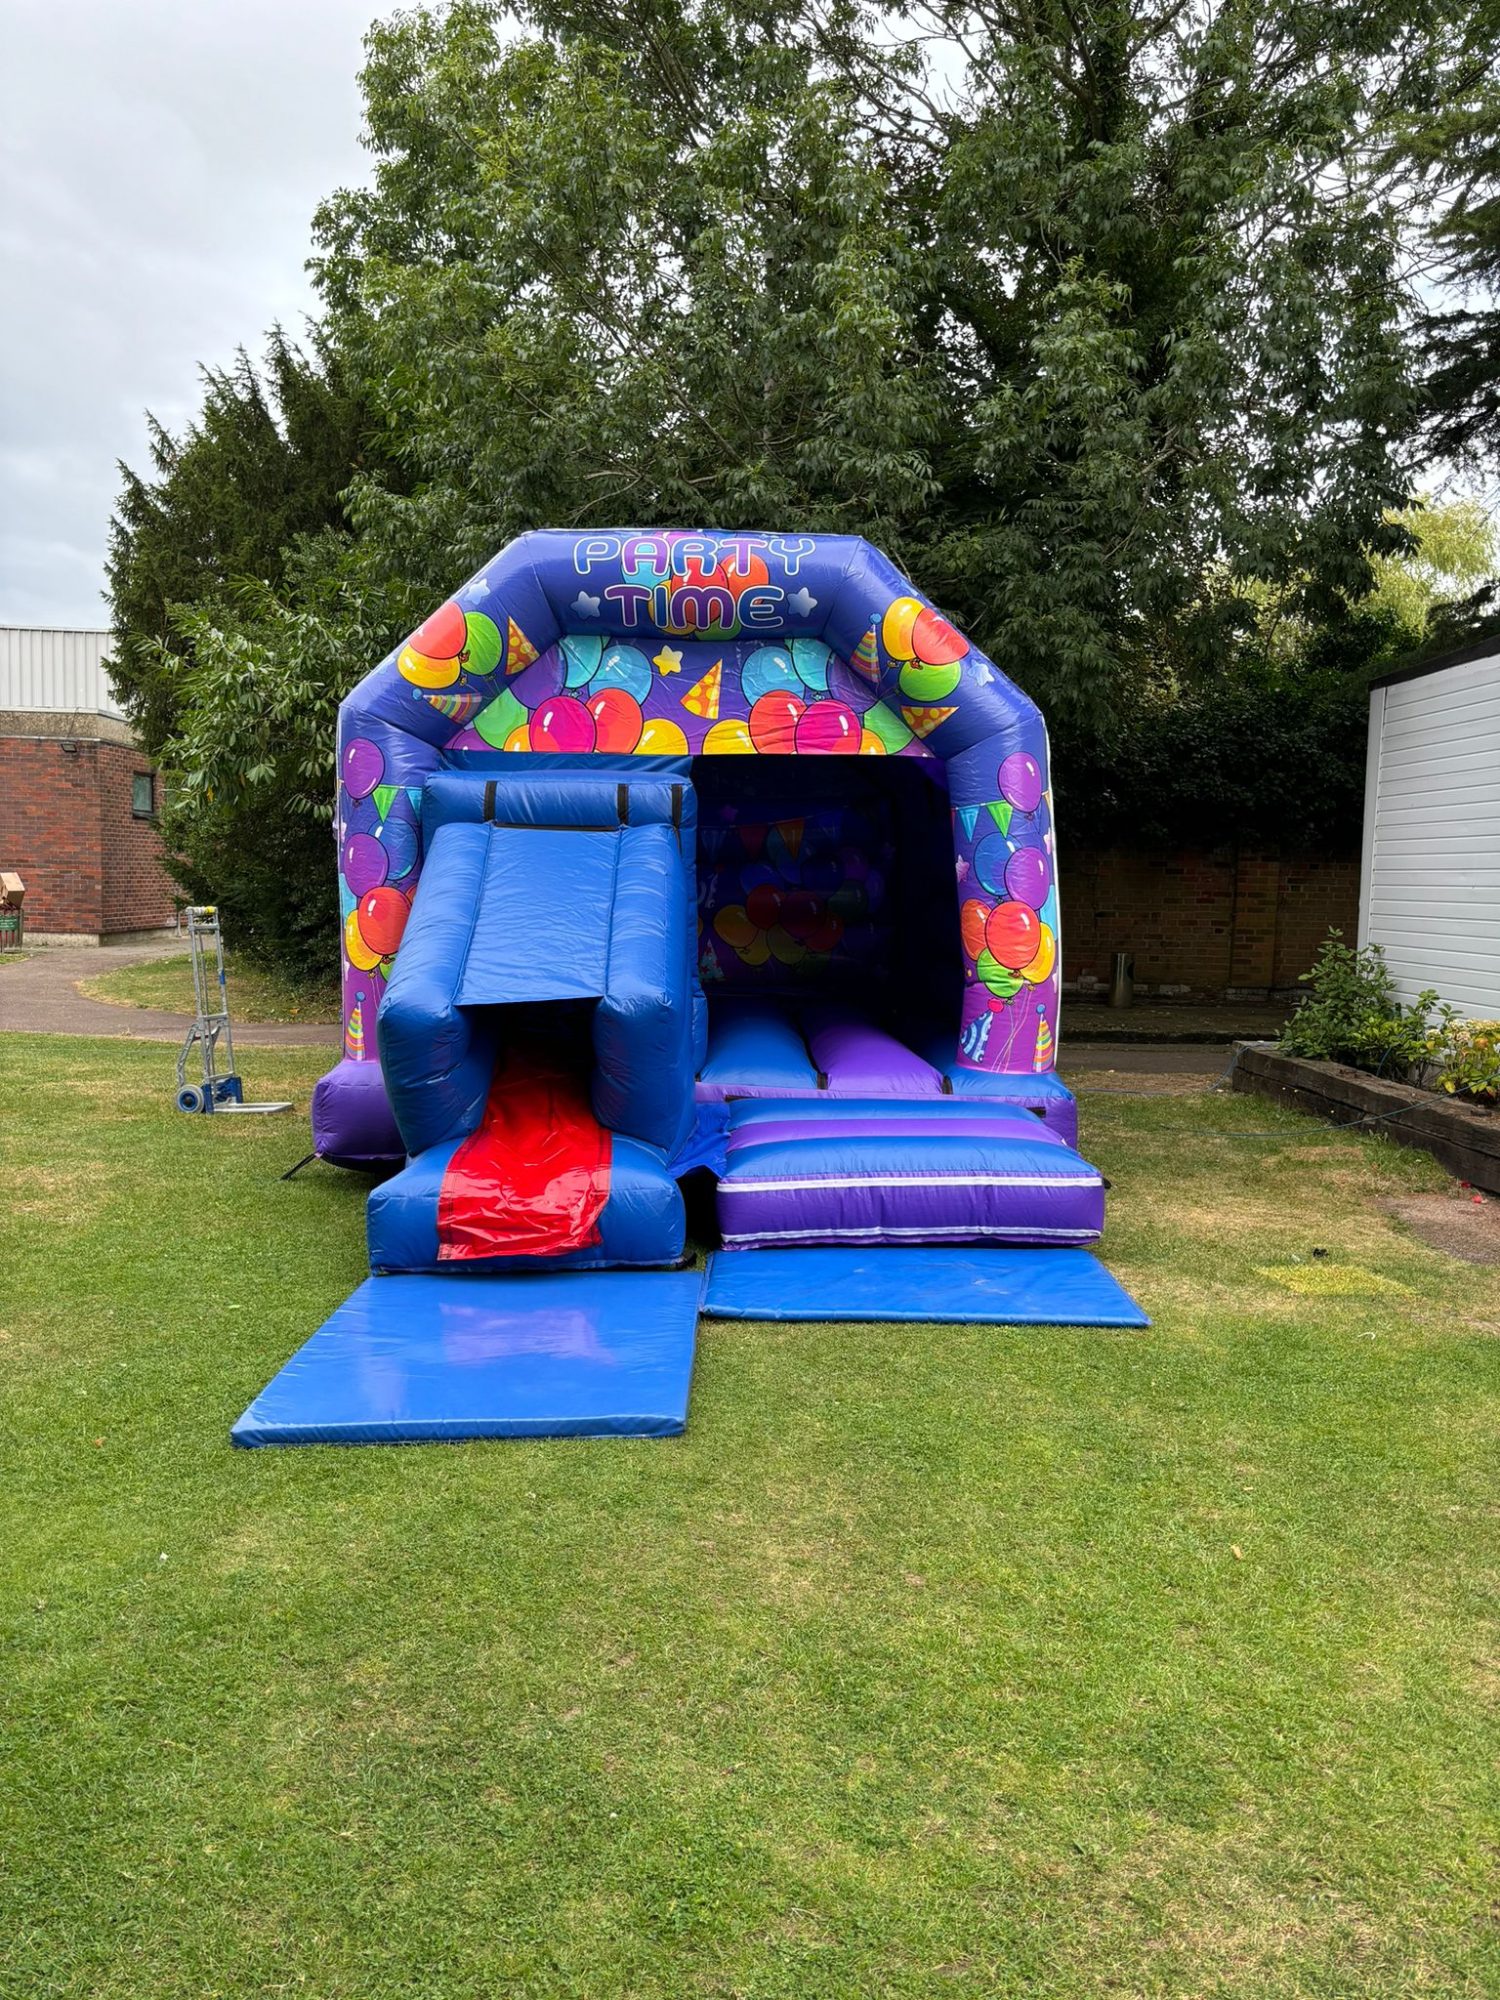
[1361,647,1500,1020]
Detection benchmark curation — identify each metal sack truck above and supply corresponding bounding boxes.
[175,906,292,1116]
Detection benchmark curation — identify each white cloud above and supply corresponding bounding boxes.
[0,0,377,624]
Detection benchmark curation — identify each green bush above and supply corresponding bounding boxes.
[1435,1020,1500,1105]
[1275,929,1500,1090]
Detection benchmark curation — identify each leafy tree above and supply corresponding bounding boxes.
[106,333,385,968]
[112,0,1486,971]
[1402,0,1500,461]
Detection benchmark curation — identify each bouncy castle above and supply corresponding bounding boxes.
[234,532,1143,1447]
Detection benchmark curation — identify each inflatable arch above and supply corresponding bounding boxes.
[314,530,1063,1168]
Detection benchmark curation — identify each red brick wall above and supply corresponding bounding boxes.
[1061,845,1359,999]
[97,744,176,933]
[0,734,175,936]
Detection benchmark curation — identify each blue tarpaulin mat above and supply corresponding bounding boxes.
[702,1247,1148,1327]
[232,1270,701,1445]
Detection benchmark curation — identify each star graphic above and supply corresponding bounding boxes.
[788,587,818,618]
[570,591,601,618]
[653,645,683,675]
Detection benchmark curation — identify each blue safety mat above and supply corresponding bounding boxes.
[232,1270,701,1446]
[702,1247,1148,1327]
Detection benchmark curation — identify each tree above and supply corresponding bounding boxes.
[112,0,1474,971]
[1402,0,1500,461]
[106,332,384,969]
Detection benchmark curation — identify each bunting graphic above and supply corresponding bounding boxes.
[986,799,1014,834]
[505,617,539,673]
[956,806,980,841]
[371,784,399,821]
[681,659,723,719]
[901,704,957,740]
[775,817,804,862]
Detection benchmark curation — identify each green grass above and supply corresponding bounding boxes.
[2,1034,1497,1998]
[78,953,339,1024]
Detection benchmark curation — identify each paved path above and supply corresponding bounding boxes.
[2,945,1251,1076]
[0,939,339,1047]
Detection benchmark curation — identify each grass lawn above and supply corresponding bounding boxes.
[2,1034,1496,1998]
[78,954,339,1025]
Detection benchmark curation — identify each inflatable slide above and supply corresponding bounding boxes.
[233,532,1144,1446]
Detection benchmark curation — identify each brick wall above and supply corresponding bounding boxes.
[0,731,176,937]
[97,743,176,933]
[1062,845,1359,1000]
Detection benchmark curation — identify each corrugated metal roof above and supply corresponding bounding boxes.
[0,626,124,717]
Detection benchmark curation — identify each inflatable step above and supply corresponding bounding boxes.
[716,1100,1104,1249]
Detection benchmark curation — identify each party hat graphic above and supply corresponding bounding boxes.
[346,992,366,1060]
[851,622,880,685]
[681,659,723,719]
[1032,1005,1054,1072]
[505,617,539,673]
[426,688,485,724]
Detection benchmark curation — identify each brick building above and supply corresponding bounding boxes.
[0,627,177,942]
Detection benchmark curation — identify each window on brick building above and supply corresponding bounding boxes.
[132,772,156,819]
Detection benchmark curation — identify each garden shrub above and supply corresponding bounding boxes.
[1435,1021,1500,1105]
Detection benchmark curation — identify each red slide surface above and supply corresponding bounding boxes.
[437,1047,612,1261]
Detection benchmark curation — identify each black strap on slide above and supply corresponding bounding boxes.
[482,779,496,823]
[670,783,684,849]
[617,783,629,826]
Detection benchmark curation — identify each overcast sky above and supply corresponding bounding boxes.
[0,0,379,628]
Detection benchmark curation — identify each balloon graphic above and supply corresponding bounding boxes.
[745,882,782,931]
[898,659,962,703]
[998,751,1044,812]
[344,908,382,973]
[881,595,922,657]
[1020,921,1056,985]
[703,718,756,754]
[778,889,823,941]
[858,728,889,755]
[504,724,531,752]
[911,606,967,666]
[562,634,604,687]
[975,948,1024,1000]
[587,687,643,753]
[960,898,989,961]
[594,644,654,702]
[356,885,410,959]
[790,640,832,692]
[409,601,466,660]
[804,912,844,953]
[748,692,804,754]
[984,899,1041,970]
[714,906,758,949]
[529,696,595,753]
[342,833,388,898]
[398,642,461,689]
[342,737,383,800]
[971,832,1013,896]
[458,611,502,676]
[1004,845,1052,909]
[767,926,805,964]
[795,701,859,755]
[741,646,800,705]
[637,717,689,754]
